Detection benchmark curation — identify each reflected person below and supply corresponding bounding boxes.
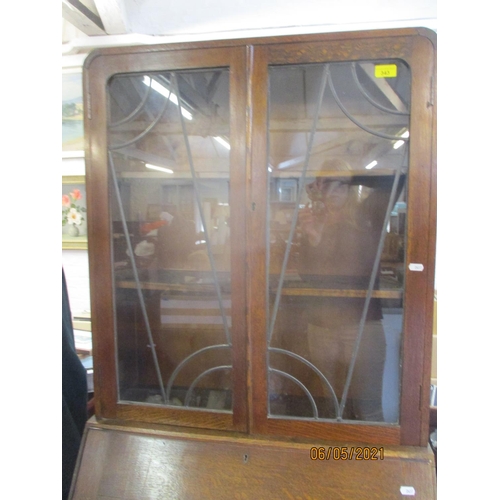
[298,159,397,421]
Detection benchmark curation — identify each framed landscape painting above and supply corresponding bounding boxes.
[62,70,84,153]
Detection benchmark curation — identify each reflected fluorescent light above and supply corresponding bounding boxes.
[365,160,378,170]
[393,130,410,149]
[142,76,193,120]
[214,136,231,150]
[145,163,174,174]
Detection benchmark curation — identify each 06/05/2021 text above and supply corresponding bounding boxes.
[309,446,385,461]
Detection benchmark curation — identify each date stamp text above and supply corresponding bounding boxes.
[310,446,385,461]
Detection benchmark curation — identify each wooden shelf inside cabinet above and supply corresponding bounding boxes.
[115,280,227,294]
[277,287,402,299]
[270,272,403,299]
[314,168,406,178]
[272,168,407,179]
[116,279,403,299]
[114,268,232,294]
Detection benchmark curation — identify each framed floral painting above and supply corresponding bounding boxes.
[62,176,87,249]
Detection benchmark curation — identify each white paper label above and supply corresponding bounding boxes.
[400,486,416,496]
[408,263,424,272]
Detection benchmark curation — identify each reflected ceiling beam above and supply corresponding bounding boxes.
[358,63,407,113]
[269,115,408,132]
[360,133,407,169]
[118,159,230,179]
[118,171,230,180]
[116,147,230,175]
[62,0,106,36]
[110,115,404,137]
[179,72,223,109]
[276,136,360,170]
[128,77,179,160]
[160,74,220,119]
[93,0,128,35]
[361,142,392,167]
[205,72,222,102]
[118,147,176,169]
[109,119,230,136]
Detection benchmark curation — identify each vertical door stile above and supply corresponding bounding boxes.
[230,46,250,432]
[247,44,271,434]
[400,35,437,445]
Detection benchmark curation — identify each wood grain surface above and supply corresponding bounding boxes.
[71,422,436,499]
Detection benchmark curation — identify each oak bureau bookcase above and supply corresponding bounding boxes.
[75,27,436,499]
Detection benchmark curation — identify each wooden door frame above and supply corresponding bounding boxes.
[247,30,436,446]
[84,45,249,433]
[83,28,436,446]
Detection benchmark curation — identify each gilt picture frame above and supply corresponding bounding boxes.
[62,175,88,250]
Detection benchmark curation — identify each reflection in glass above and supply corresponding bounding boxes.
[266,61,410,423]
[107,69,233,412]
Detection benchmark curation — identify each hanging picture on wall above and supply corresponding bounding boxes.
[62,176,88,249]
[62,71,84,152]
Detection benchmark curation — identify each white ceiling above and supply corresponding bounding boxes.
[62,0,437,54]
[62,0,429,173]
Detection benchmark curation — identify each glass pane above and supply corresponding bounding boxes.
[107,69,233,412]
[266,61,410,423]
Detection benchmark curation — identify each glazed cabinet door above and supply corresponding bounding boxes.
[84,30,436,445]
[248,33,436,445]
[84,46,248,431]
